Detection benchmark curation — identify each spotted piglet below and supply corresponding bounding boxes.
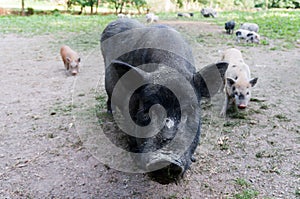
[220,48,258,116]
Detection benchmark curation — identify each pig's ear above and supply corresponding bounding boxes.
[110,60,151,83]
[66,57,71,63]
[193,61,228,98]
[249,77,258,87]
[226,77,236,86]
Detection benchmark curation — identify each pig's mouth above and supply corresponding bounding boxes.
[147,159,184,184]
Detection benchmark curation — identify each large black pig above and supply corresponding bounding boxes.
[100,19,228,184]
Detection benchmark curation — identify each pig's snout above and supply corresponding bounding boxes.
[238,104,247,109]
[147,159,184,184]
[71,70,78,76]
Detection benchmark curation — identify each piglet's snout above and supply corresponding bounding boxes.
[70,66,78,76]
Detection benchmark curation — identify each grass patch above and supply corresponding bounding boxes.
[215,10,300,48]
[1,10,299,49]
[95,94,107,109]
[260,104,269,110]
[248,109,262,114]
[166,193,178,199]
[234,189,259,199]
[250,98,266,102]
[274,114,291,122]
[255,150,275,158]
[0,14,114,36]
[295,188,300,197]
[50,103,77,116]
[0,14,116,51]
[270,46,279,50]
[235,178,251,187]
[228,111,249,119]
[223,120,241,127]
[260,39,269,45]
[159,10,300,49]
[95,94,111,124]
[225,105,251,119]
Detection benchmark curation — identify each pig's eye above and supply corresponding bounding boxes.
[232,86,236,91]
[234,92,238,96]
[246,92,249,95]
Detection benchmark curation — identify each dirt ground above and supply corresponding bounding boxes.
[0,20,299,198]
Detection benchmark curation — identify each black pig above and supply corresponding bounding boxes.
[100,19,228,184]
[225,20,235,34]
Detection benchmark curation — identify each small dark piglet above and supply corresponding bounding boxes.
[225,20,235,34]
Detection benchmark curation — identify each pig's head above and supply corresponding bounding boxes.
[226,77,258,109]
[247,32,260,44]
[225,21,235,29]
[67,57,80,76]
[108,59,228,184]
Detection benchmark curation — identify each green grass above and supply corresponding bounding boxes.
[0,9,299,49]
[0,14,116,51]
[95,94,107,110]
[159,10,300,48]
[0,14,115,36]
[95,94,111,124]
[234,189,259,199]
[233,177,259,199]
[274,114,291,122]
[295,188,300,197]
[260,104,269,110]
[235,178,251,187]
[223,120,242,127]
[50,103,77,116]
[218,10,299,35]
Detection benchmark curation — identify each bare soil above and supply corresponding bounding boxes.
[0,20,299,198]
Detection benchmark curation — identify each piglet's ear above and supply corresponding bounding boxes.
[193,61,228,98]
[249,77,258,87]
[226,77,236,86]
[66,57,71,63]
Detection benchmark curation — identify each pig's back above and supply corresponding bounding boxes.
[222,48,250,79]
[101,18,144,42]
[222,48,243,64]
[60,45,78,59]
[101,19,196,78]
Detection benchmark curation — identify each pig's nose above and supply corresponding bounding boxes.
[71,71,77,76]
[238,104,247,109]
[147,159,184,184]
